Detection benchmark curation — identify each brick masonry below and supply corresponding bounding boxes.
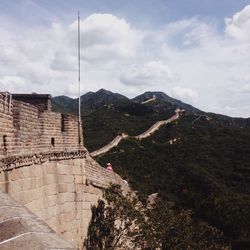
[0,92,83,159]
[0,92,127,249]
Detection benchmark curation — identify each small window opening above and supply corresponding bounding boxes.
[3,135,7,154]
[51,137,55,147]
[61,114,65,132]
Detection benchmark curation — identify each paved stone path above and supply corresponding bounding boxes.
[0,189,74,250]
[90,109,182,157]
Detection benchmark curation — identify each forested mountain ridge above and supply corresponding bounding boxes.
[52,88,130,115]
[52,89,250,249]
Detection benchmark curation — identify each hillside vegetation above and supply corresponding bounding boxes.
[83,101,175,151]
[52,89,250,249]
[96,112,250,249]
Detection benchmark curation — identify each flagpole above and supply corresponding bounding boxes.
[78,11,81,145]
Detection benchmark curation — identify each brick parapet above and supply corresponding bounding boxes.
[0,92,83,160]
[0,92,128,249]
[0,150,87,172]
[0,152,126,249]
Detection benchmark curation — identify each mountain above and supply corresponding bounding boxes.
[79,89,130,114]
[82,94,176,152]
[52,89,201,151]
[52,89,184,151]
[51,89,250,248]
[96,111,250,249]
[132,91,200,112]
[52,95,77,115]
[52,88,130,115]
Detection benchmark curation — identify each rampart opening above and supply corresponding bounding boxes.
[3,135,7,154]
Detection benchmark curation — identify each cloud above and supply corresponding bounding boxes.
[0,14,143,95]
[70,14,143,61]
[120,61,177,87]
[0,76,28,93]
[172,86,198,104]
[232,84,250,94]
[1,5,250,117]
[229,74,250,94]
[225,5,250,41]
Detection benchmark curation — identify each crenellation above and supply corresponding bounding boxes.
[0,92,83,160]
[0,91,128,249]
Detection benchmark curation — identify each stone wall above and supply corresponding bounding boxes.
[0,91,127,249]
[12,93,51,112]
[0,152,125,249]
[0,189,74,249]
[0,92,83,159]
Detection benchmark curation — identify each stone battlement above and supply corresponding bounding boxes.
[0,92,83,160]
[0,92,127,249]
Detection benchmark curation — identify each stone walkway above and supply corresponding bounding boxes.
[0,189,74,250]
[90,109,182,157]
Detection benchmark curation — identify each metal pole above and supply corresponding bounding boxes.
[78,11,81,145]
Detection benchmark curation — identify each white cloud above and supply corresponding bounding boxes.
[172,86,198,104]
[230,74,250,94]
[70,14,143,61]
[0,13,144,96]
[225,5,250,41]
[0,76,28,93]
[120,61,177,87]
[1,6,250,117]
[234,84,250,94]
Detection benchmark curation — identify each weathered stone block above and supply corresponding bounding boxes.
[26,197,44,213]
[64,192,76,203]
[29,166,43,178]
[0,182,8,192]
[47,216,60,230]
[46,163,58,174]
[17,191,32,204]
[58,174,74,184]
[19,167,30,178]
[30,177,39,189]
[44,174,58,185]
[8,170,20,181]
[59,211,76,223]
[20,178,32,191]
[0,173,7,182]
[72,164,83,175]
[84,185,102,196]
[47,194,58,207]
[61,202,75,213]
[74,175,84,184]
[42,206,54,220]
[45,184,58,196]
[29,188,42,201]
[58,164,72,175]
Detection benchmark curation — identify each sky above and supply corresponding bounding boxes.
[0,0,250,117]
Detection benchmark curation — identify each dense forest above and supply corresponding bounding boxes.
[96,112,250,249]
[53,90,250,249]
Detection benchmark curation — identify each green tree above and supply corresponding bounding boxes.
[84,199,115,250]
[84,184,230,250]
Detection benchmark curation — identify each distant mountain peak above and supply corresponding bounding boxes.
[132,91,199,112]
[52,89,200,115]
[96,88,113,95]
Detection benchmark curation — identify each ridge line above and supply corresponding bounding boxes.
[90,109,183,157]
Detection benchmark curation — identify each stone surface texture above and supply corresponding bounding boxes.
[0,92,126,249]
